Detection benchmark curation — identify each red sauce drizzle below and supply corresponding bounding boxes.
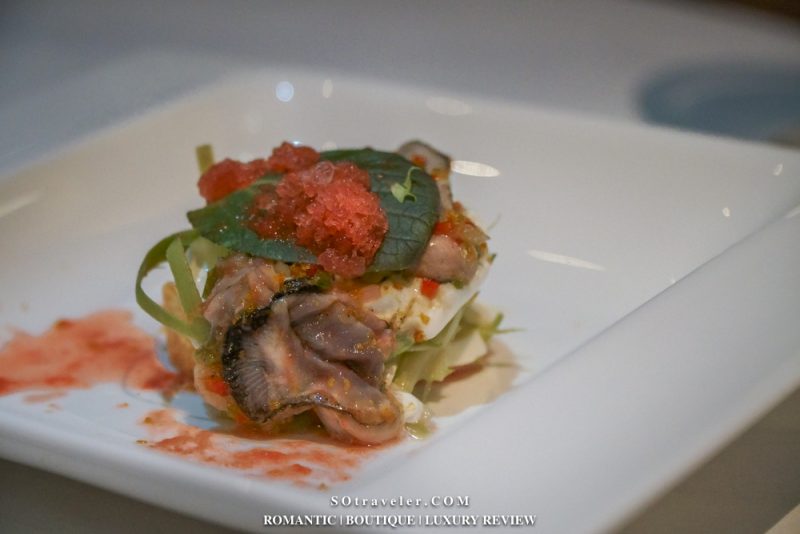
[0,310,178,399]
[139,409,383,487]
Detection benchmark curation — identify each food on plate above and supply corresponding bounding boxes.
[136,140,503,445]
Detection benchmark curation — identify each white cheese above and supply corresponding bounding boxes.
[365,256,491,340]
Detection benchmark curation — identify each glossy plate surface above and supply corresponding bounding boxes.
[1,69,799,533]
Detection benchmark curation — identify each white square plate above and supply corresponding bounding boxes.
[1,69,799,533]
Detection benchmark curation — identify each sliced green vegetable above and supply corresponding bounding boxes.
[165,237,204,322]
[195,144,215,174]
[392,303,467,392]
[135,230,210,343]
[185,236,231,298]
[391,298,513,397]
[187,235,230,272]
[405,418,433,439]
[389,166,419,203]
[390,334,416,360]
[476,312,520,340]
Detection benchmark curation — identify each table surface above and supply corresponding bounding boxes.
[1,1,798,532]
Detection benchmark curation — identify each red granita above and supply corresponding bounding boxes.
[248,186,287,237]
[197,143,319,203]
[265,142,320,173]
[198,158,271,203]
[250,160,387,278]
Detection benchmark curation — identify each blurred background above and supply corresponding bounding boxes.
[1,0,799,175]
[0,1,798,532]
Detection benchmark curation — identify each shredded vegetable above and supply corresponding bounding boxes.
[195,144,215,174]
[391,296,505,399]
[135,230,211,343]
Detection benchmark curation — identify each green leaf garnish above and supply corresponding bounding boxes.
[389,166,419,203]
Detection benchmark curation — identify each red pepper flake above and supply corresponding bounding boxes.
[410,155,427,168]
[420,278,440,299]
[204,376,229,397]
[433,220,454,236]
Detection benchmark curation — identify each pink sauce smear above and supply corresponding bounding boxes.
[0,310,177,396]
[139,409,382,487]
[0,309,387,485]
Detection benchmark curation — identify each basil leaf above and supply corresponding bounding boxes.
[186,175,317,263]
[321,149,439,271]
